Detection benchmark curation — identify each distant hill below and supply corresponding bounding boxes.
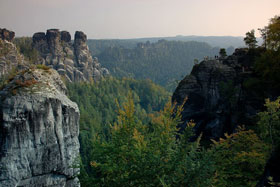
[87,35,249,56]
[92,40,224,91]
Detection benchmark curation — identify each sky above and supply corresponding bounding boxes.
[0,0,279,39]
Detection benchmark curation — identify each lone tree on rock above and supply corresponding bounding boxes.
[259,15,280,50]
[244,29,257,49]
[219,48,227,58]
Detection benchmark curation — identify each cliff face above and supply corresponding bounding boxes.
[32,29,109,82]
[0,68,80,186]
[172,49,264,139]
[0,28,26,77]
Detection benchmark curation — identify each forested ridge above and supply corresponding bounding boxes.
[1,14,279,187]
[69,15,280,186]
[87,35,245,56]
[67,77,170,183]
[94,40,226,91]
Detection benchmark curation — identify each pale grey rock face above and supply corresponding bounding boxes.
[32,29,109,82]
[0,29,27,78]
[0,69,80,187]
[0,28,15,42]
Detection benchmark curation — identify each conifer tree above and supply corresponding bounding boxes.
[244,29,257,49]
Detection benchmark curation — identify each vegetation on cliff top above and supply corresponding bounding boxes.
[13,37,39,63]
[67,77,170,183]
[93,40,230,91]
[75,15,280,186]
[77,94,276,186]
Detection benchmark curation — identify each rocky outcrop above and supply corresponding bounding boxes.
[0,68,80,186]
[32,29,109,82]
[0,28,26,78]
[0,28,15,42]
[172,48,265,139]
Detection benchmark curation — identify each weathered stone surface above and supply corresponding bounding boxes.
[46,29,62,56]
[0,28,27,78]
[32,29,109,82]
[0,28,15,42]
[74,31,87,43]
[61,31,71,43]
[172,49,263,139]
[32,32,46,43]
[0,68,80,187]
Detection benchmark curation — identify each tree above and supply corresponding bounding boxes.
[258,27,268,48]
[244,29,257,48]
[86,97,216,186]
[219,48,227,58]
[211,127,270,187]
[257,97,280,151]
[259,15,280,50]
[252,16,280,93]
[13,37,39,63]
[193,58,199,65]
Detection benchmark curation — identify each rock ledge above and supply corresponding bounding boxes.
[0,68,80,187]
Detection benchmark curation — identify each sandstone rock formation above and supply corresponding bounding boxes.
[172,48,263,139]
[0,28,15,42]
[32,29,109,82]
[0,28,26,78]
[0,68,80,186]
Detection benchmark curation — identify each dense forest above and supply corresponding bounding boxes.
[12,34,240,92]
[70,15,280,186]
[1,14,279,186]
[66,77,170,183]
[71,85,278,186]
[93,40,227,91]
[87,35,246,56]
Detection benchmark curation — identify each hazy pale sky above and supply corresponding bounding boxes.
[0,0,279,39]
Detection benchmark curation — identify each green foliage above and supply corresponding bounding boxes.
[86,97,216,186]
[243,15,280,96]
[254,48,280,91]
[219,48,227,58]
[87,36,244,57]
[211,127,270,187]
[244,29,257,49]
[0,67,20,90]
[268,176,280,186]
[257,97,280,151]
[66,77,170,184]
[69,78,277,186]
[67,77,170,133]
[0,39,10,57]
[36,64,51,71]
[95,40,220,91]
[13,37,39,63]
[262,15,280,51]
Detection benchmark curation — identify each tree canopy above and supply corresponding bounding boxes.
[259,15,280,50]
[94,40,224,91]
[244,29,257,48]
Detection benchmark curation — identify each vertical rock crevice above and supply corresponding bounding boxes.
[0,68,80,187]
[32,29,109,82]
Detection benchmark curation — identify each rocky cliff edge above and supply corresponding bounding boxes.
[0,28,27,77]
[0,68,80,186]
[32,29,109,82]
[172,49,264,139]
